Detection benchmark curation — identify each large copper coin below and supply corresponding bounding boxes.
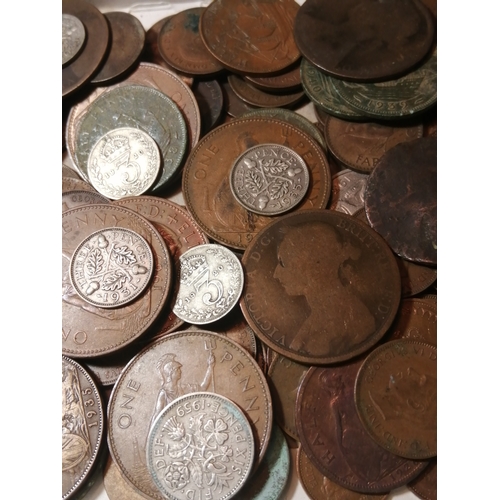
[62,190,109,212]
[221,80,259,118]
[107,330,273,499]
[199,0,300,76]
[294,0,434,81]
[355,339,437,459]
[103,455,146,500]
[364,137,437,265]
[296,361,427,493]
[240,210,401,364]
[182,117,331,251]
[62,0,109,98]
[245,61,302,93]
[408,458,437,500]
[62,204,173,358]
[192,79,224,136]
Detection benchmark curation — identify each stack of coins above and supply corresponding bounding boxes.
[62,1,437,499]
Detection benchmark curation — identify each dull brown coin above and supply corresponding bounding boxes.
[107,330,273,499]
[296,361,428,493]
[228,74,305,108]
[62,0,109,98]
[240,210,401,364]
[158,7,225,77]
[365,137,437,265]
[192,79,224,136]
[245,60,302,93]
[200,0,301,76]
[297,447,389,500]
[324,116,423,174]
[91,12,145,84]
[103,455,146,500]
[62,176,97,193]
[408,458,437,500]
[62,204,173,358]
[355,339,437,459]
[182,116,331,251]
[294,0,434,81]
[221,79,259,117]
[62,190,110,212]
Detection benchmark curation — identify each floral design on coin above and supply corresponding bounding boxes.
[70,227,154,308]
[88,128,160,200]
[174,244,244,324]
[62,14,86,65]
[147,392,254,500]
[230,144,310,216]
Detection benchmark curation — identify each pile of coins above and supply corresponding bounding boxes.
[62,0,437,499]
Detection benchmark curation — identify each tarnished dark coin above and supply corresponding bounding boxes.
[245,61,302,93]
[324,115,423,173]
[62,0,109,98]
[182,116,331,250]
[192,79,224,136]
[355,339,437,459]
[158,7,225,77]
[329,169,368,215]
[221,80,259,118]
[364,137,437,264]
[294,0,434,81]
[62,356,104,499]
[240,210,401,364]
[408,458,437,500]
[200,0,301,76]
[62,190,109,212]
[62,13,85,66]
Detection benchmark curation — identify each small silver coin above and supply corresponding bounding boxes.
[173,244,244,324]
[87,128,161,200]
[146,392,255,500]
[62,14,86,66]
[229,144,310,216]
[69,227,154,308]
[329,169,368,215]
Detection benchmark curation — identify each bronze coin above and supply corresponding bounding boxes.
[158,7,225,77]
[62,204,173,358]
[324,115,423,174]
[293,0,435,81]
[354,339,437,459]
[62,0,109,98]
[221,79,259,117]
[103,455,146,500]
[240,210,401,364]
[296,361,427,493]
[62,176,97,193]
[182,116,331,251]
[91,12,145,84]
[62,190,110,212]
[408,458,437,500]
[245,60,302,93]
[364,137,437,265]
[228,74,305,108]
[192,79,224,136]
[200,0,301,75]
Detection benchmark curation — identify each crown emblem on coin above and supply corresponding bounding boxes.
[100,134,130,163]
[180,254,209,285]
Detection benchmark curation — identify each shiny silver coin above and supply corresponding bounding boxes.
[69,227,154,308]
[329,169,368,215]
[229,144,310,216]
[173,244,244,324]
[87,128,160,200]
[62,14,86,66]
[146,392,255,500]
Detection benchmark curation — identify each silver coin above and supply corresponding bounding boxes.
[69,227,154,308]
[147,392,255,500]
[229,144,310,216]
[173,244,244,324]
[329,169,368,215]
[87,127,161,200]
[62,14,86,66]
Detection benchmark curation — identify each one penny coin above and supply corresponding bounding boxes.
[408,458,437,500]
[62,190,110,212]
[245,61,302,93]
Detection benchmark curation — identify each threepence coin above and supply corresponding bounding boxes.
[69,227,154,309]
[87,128,161,200]
[229,144,309,216]
[62,13,86,65]
[147,392,255,500]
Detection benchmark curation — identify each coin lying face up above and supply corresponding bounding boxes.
[62,13,86,65]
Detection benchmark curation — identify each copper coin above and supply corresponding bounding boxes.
[245,61,302,93]
[200,0,301,76]
[62,190,110,212]
[329,169,368,215]
[103,455,146,500]
[294,0,434,81]
[62,176,97,193]
[408,458,437,500]
[324,115,423,174]
[158,7,225,77]
[221,79,259,118]
[182,117,331,250]
[91,12,145,84]
[297,447,389,500]
[355,339,437,459]
[296,361,427,493]
[192,79,224,136]
[62,204,173,358]
[240,210,401,364]
[62,0,109,98]
[364,137,437,265]
[228,74,304,109]
[107,330,273,499]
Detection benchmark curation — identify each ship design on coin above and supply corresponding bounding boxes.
[69,228,154,308]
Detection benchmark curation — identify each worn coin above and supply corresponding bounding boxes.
[192,79,224,136]
[221,79,259,118]
[147,392,255,500]
[329,169,368,215]
[87,127,161,200]
[103,455,146,500]
[408,458,437,500]
[245,61,302,93]
[62,190,110,212]
[173,244,244,324]
[62,13,86,65]
[355,339,437,459]
[62,356,104,499]
[240,210,401,364]
[62,176,97,193]
[230,143,310,216]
